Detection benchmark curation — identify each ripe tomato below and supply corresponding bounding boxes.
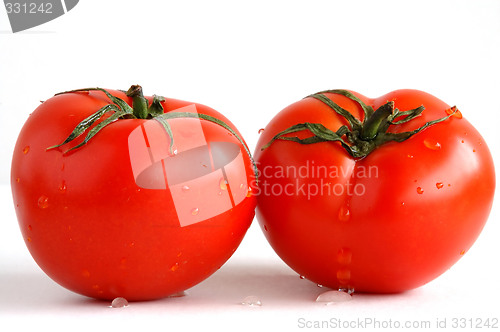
[11,86,257,301]
[254,89,495,293]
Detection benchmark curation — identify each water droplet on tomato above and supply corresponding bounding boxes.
[37,195,49,209]
[110,297,129,308]
[191,207,199,216]
[416,187,424,194]
[407,154,414,159]
[460,250,466,256]
[461,140,465,143]
[338,205,350,222]
[436,182,444,189]
[299,275,306,280]
[23,146,30,154]
[424,139,441,150]
[241,295,262,306]
[15,177,20,183]
[258,128,265,134]
[246,186,253,198]
[182,185,190,192]
[336,268,351,284]
[317,284,323,288]
[27,237,32,242]
[170,263,180,272]
[59,181,67,193]
[337,248,352,265]
[219,178,228,190]
[316,290,352,304]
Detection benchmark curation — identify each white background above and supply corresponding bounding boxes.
[1,0,499,331]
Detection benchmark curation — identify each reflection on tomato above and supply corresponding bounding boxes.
[254,89,495,293]
[11,86,256,301]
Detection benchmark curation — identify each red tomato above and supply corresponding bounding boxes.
[254,89,495,293]
[11,86,256,301]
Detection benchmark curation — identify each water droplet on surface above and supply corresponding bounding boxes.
[111,297,129,308]
[337,248,352,265]
[219,178,228,190]
[23,146,30,154]
[338,206,350,222]
[38,195,49,209]
[167,291,186,298]
[59,181,67,193]
[416,187,424,194]
[436,182,444,189]
[241,295,262,306]
[191,208,199,216]
[423,139,441,150]
[316,290,352,304]
[339,287,356,295]
[182,185,190,192]
[258,128,265,134]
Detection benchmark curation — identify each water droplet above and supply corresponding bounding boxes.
[218,191,223,196]
[241,295,262,306]
[167,291,186,298]
[15,178,20,183]
[263,225,268,232]
[337,248,352,265]
[336,269,351,284]
[182,185,190,192]
[407,154,414,159]
[436,182,444,189]
[59,181,67,193]
[316,290,352,304]
[338,287,356,295]
[23,146,30,154]
[461,140,465,143]
[424,138,441,150]
[460,250,466,256]
[246,186,253,198]
[37,195,49,209]
[299,275,306,280]
[27,237,32,242]
[258,128,265,134]
[219,178,228,190]
[317,284,323,288]
[191,208,199,216]
[338,205,350,222]
[416,187,424,194]
[110,297,129,308]
[170,263,179,272]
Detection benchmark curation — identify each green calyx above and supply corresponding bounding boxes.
[46,85,258,181]
[261,89,457,158]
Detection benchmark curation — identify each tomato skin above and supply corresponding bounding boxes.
[254,89,495,293]
[11,89,256,301]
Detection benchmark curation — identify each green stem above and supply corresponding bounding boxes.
[360,101,394,140]
[126,85,149,119]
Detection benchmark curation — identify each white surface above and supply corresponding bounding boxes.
[1,0,500,331]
